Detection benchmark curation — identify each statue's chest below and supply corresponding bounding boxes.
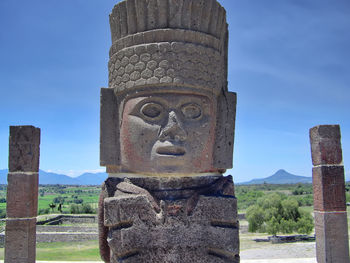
[104,193,238,263]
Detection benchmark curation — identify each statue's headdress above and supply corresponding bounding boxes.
[108,0,228,96]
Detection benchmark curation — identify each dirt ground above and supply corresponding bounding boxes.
[239,220,316,260]
[241,240,316,259]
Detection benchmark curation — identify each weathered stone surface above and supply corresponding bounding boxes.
[109,28,224,57]
[6,125,40,263]
[309,125,343,166]
[99,183,110,263]
[100,175,238,263]
[100,0,237,261]
[104,175,233,200]
[310,124,349,262]
[104,195,157,227]
[9,126,40,172]
[105,0,235,170]
[314,211,350,263]
[104,194,237,227]
[5,218,36,263]
[109,42,225,94]
[108,228,239,263]
[119,93,217,173]
[100,88,120,167]
[214,91,237,169]
[312,166,346,212]
[6,172,38,218]
[109,0,227,43]
[104,194,239,263]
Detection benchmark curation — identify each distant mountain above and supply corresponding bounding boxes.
[75,172,108,185]
[241,169,312,185]
[0,169,107,185]
[39,170,81,185]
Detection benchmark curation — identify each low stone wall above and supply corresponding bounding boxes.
[0,235,4,247]
[0,231,98,246]
[36,232,98,243]
[36,225,97,233]
[253,235,316,244]
[269,235,315,244]
[0,217,99,247]
[37,215,97,225]
[239,224,249,233]
[238,213,246,220]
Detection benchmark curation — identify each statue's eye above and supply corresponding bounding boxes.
[140,102,163,119]
[181,103,202,119]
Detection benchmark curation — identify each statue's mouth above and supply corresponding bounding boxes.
[156,146,186,156]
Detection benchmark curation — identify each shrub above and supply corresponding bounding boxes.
[237,190,264,210]
[290,194,313,207]
[246,193,314,236]
[0,209,6,218]
[73,199,84,204]
[70,204,95,214]
[292,184,313,195]
[53,196,66,204]
[81,204,94,214]
[38,208,50,215]
[49,203,56,212]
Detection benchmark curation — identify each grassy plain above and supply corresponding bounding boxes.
[37,185,100,213]
[0,185,101,216]
[0,241,100,261]
[35,241,100,261]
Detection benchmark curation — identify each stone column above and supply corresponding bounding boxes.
[5,126,40,263]
[309,125,350,263]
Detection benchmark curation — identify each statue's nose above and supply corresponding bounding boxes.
[159,111,187,142]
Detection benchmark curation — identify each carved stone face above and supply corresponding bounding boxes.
[120,92,216,174]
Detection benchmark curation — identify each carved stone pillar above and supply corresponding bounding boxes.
[310,125,350,263]
[5,126,40,263]
[99,1,238,262]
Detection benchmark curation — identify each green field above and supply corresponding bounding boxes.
[37,185,101,214]
[236,183,315,212]
[0,241,101,261]
[0,185,101,216]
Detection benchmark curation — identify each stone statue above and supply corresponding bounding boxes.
[99,0,238,262]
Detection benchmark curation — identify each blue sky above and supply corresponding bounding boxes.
[0,0,349,182]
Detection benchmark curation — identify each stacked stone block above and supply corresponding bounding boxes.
[309,125,350,263]
[5,126,40,263]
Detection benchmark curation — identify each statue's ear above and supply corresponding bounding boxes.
[213,91,237,169]
[100,88,121,167]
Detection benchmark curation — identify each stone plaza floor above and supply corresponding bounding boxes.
[243,259,316,263]
[0,259,317,263]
